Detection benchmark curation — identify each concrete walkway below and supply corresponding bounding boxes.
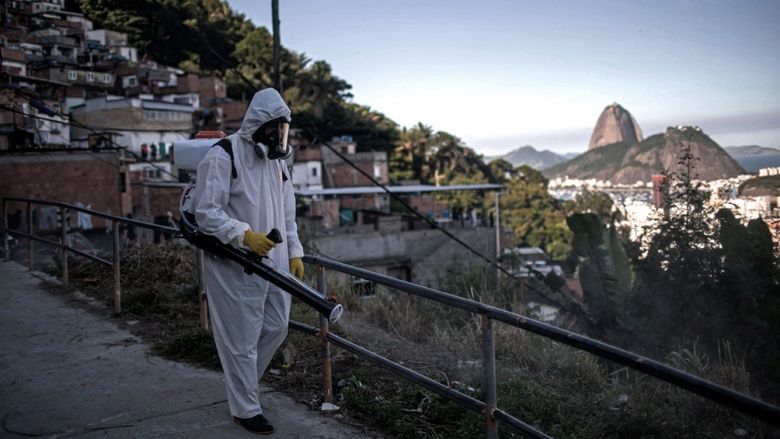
[0,261,373,438]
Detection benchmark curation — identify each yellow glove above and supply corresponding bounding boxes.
[243,230,276,256]
[289,257,304,279]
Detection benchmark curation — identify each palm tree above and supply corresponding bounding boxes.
[393,123,434,182]
[300,61,352,118]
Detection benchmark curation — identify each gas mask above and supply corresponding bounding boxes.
[252,117,290,160]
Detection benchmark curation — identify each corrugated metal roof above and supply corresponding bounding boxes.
[295,183,504,197]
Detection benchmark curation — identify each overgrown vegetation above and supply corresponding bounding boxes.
[563,140,780,413]
[61,228,777,438]
[68,242,220,368]
[322,270,768,438]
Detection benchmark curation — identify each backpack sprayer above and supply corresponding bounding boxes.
[174,132,343,323]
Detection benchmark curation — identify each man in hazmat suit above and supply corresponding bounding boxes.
[192,88,304,435]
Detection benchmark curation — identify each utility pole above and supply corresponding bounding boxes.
[272,0,282,93]
[494,191,501,282]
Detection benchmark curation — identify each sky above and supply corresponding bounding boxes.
[228,0,780,155]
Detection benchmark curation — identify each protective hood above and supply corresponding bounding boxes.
[236,88,291,144]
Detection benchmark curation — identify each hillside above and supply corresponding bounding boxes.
[544,141,632,181]
[487,145,569,170]
[545,126,745,184]
[739,175,780,197]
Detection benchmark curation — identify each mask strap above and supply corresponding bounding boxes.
[253,143,266,159]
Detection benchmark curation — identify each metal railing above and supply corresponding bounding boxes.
[4,197,779,438]
[0,197,208,322]
[301,254,780,438]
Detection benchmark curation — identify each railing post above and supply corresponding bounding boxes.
[27,201,33,271]
[60,206,68,287]
[482,314,498,439]
[317,263,334,404]
[197,249,209,330]
[2,198,9,261]
[112,220,121,315]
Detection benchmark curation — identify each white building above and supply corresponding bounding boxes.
[70,96,194,154]
[85,29,138,63]
[292,146,323,191]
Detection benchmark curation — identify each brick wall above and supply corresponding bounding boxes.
[405,194,448,218]
[310,199,340,229]
[322,150,388,188]
[0,152,124,229]
[130,183,185,222]
[340,194,387,211]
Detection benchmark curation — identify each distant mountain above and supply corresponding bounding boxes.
[588,103,643,150]
[545,126,745,184]
[486,145,570,170]
[725,145,780,156]
[724,145,780,173]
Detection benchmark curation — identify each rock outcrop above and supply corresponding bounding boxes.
[588,103,643,150]
[546,126,746,184]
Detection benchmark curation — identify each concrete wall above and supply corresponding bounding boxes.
[0,152,124,229]
[311,226,496,289]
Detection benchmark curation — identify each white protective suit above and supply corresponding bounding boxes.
[192,88,304,418]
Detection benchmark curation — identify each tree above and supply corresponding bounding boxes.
[564,188,622,223]
[487,159,516,184]
[515,165,547,185]
[639,141,720,296]
[625,138,780,376]
[500,173,571,260]
[390,123,434,182]
[77,0,248,73]
[298,61,352,118]
[629,139,721,346]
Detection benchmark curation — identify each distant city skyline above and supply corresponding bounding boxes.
[229,0,780,155]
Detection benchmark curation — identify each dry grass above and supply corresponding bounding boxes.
[64,246,776,438]
[326,264,774,438]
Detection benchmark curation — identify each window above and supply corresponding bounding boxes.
[86,72,95,82]
[102,74,111,83]
[312,166,318,177]
[127,77,137,86]
[143,111,188,121]
[67,70,77,81]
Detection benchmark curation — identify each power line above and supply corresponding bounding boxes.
[67,116,180,180]
[3,5,566,307]
[302,121,564,308]
[136,5,567,307]
[148,0,259,92]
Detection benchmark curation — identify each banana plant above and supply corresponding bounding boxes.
[566,213,632,329]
